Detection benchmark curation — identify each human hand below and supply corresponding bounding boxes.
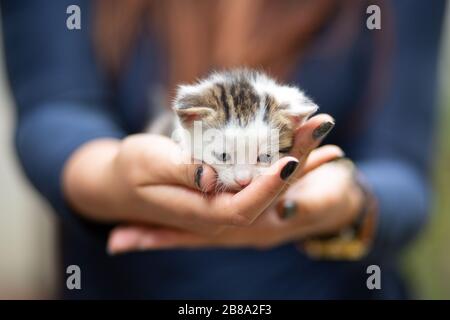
[107,157,363,253]
[63,133,307,234]
[107,115,353,253]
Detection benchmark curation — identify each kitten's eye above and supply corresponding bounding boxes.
[257,153,272,163]
[279,147,292,154]
[214,152,231,162]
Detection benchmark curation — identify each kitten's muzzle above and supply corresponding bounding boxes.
[234,176,252,188]
[234,166,253,187]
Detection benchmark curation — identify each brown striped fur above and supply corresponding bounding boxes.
[174,69,315,153]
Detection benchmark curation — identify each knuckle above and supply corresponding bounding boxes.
[120,135,141,156]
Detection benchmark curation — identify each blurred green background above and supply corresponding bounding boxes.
[402,14,450,298]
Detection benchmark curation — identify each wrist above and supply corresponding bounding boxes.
[347,171,367,228]
[350,170,378,248]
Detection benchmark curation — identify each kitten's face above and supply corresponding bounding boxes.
[174,70,318,191]
[199,121,283,191]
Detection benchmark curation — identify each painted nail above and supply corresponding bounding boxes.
[312,121,335,140]
[282,200,297,219]
[280,161,299,180]
[195,165,203,189]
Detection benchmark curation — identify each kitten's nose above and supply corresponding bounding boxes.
[234,176,252,187]
[234,167,253,187]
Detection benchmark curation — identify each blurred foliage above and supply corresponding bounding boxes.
[402,48,450,299]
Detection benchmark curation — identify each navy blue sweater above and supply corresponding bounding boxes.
[1,0,445,299]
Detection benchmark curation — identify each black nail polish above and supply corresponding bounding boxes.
[280,161,298,180]
[195,166,203,189]
[312,121,334,140]
[282,200,297,219]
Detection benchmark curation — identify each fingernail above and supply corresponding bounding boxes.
[282,200,297,219]
[195,165,203,189]
[312,121,335,140]
[280,161,299,180]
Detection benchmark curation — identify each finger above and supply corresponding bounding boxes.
[152,156,300,227]
[138,228,210,249]
[179,163,217,193]
[301,145,344,175]
[277,162,346,222]
[275,114,335,197]
[136,185,228,232]
[161,161,217,193]
[277,179,328,222]
[291,114,335,162]
[107,225,152,254]
[137,157,299,228]
[108,225,209,253]
[140,136,217,192]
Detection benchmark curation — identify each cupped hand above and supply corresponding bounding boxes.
[107,149,355,253]
[107,157,364,253]
[106,114,352,254]
[64,114,333,236]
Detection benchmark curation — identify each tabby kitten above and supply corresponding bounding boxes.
[153,69,318,191]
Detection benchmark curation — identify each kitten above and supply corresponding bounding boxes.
[150,69,318,191]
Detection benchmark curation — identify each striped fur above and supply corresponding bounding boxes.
[172,69,318,190]
[174,69,317,153]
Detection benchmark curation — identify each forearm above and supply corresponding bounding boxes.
[63,138,125,223]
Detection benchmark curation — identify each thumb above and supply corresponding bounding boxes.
[165,162,217,193]
[143,139,217,192]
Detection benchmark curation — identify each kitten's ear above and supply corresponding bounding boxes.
[283,99,318,127]
[263,83,318,127]
[175,106,214,127]
[173,84,215,127]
